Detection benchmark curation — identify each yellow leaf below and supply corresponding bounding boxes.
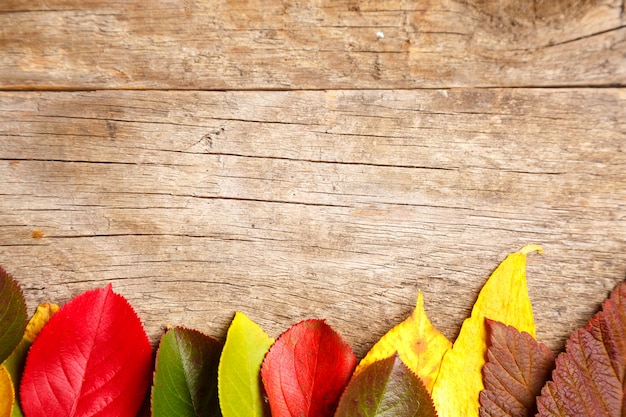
[431,244,541,417]
[0,365,14,417]
[23,303,59,343]
[356,292,452,392]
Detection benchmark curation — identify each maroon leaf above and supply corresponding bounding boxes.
[261,319,356,417]
[536,281,626,417]
[20,285,152,417]
[478,320,555,417]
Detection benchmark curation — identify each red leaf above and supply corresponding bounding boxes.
[20,285,152,417]
[536,281,626,417]
[478,320,555,417]
[261,319,356,417]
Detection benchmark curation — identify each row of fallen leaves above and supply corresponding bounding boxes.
[0,244,625,417]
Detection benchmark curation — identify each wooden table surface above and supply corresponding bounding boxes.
[1,0,625,357]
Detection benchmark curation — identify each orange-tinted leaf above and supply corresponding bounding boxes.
[20,285,152,417]
[0,366,14,417]
[335,355,438,417]
[478,320,555,417]
[432,245,541,417]
[357,292,451,392]
[537,281,626,417]
[261,319,356,417]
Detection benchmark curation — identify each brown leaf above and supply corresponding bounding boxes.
[536,281,626,417]
[478,320,555,417]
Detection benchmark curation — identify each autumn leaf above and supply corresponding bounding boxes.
[431,245,541,417]
[261,319,356,417]
[218,312,274,417]
[0,366,14,417]
[152,327,223,417]
[335,354,438,417]
[478,320,555,417]
[0,267,27,365]
[20,285,152,417]
[536,280,626,417]
[357,292,451,392]
[2,303,58,417]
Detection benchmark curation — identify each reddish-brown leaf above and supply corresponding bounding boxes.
[478,320,555,417]
[261,319,356,417]
[335,354,438,417]
[536,281,626,417]
[20,285,152,417]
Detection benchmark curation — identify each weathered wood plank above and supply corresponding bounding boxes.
[1,0,624,89]
[1,89,624,355]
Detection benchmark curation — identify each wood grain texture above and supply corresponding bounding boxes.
[0,0,624,89]
[1,89,625,355]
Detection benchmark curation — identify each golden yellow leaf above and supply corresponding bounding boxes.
[23,303,59,343]
[0,365,14,417]
[356,291,452,392]
[431,244,541,417]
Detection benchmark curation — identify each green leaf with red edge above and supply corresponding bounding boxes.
[151,326,223,417]
[478,320,555,417]
[261,319,356,417]
[0,267,27,365]
[335,354,438,417]
[537,281,626,417]
[20,284,152,417]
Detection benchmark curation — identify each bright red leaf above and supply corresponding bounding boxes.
[478,320,555,417]
[261,319,356,417]
[20,285,152,417]
[536,281,626,417]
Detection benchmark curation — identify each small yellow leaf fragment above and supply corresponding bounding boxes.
[357,292,452,392]
[431,245,541,417]
[0,365,14,417]
[24,303,59,343]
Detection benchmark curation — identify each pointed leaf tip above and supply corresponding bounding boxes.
[432,247,538,417]
[358,291,451,392]
[335,355,438,417]
[261,319,356,417]
[517,244,542,255]
[20,285,152,417]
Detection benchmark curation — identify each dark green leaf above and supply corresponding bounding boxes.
[0,267,27,364]
[152,327,223,417]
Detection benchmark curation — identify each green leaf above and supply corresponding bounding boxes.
[335,354,438,417]
[537,281,626,416]
[478,320,555,417]
[218,312,274,417]
[152,327,223,417]
[0,267,27,364]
